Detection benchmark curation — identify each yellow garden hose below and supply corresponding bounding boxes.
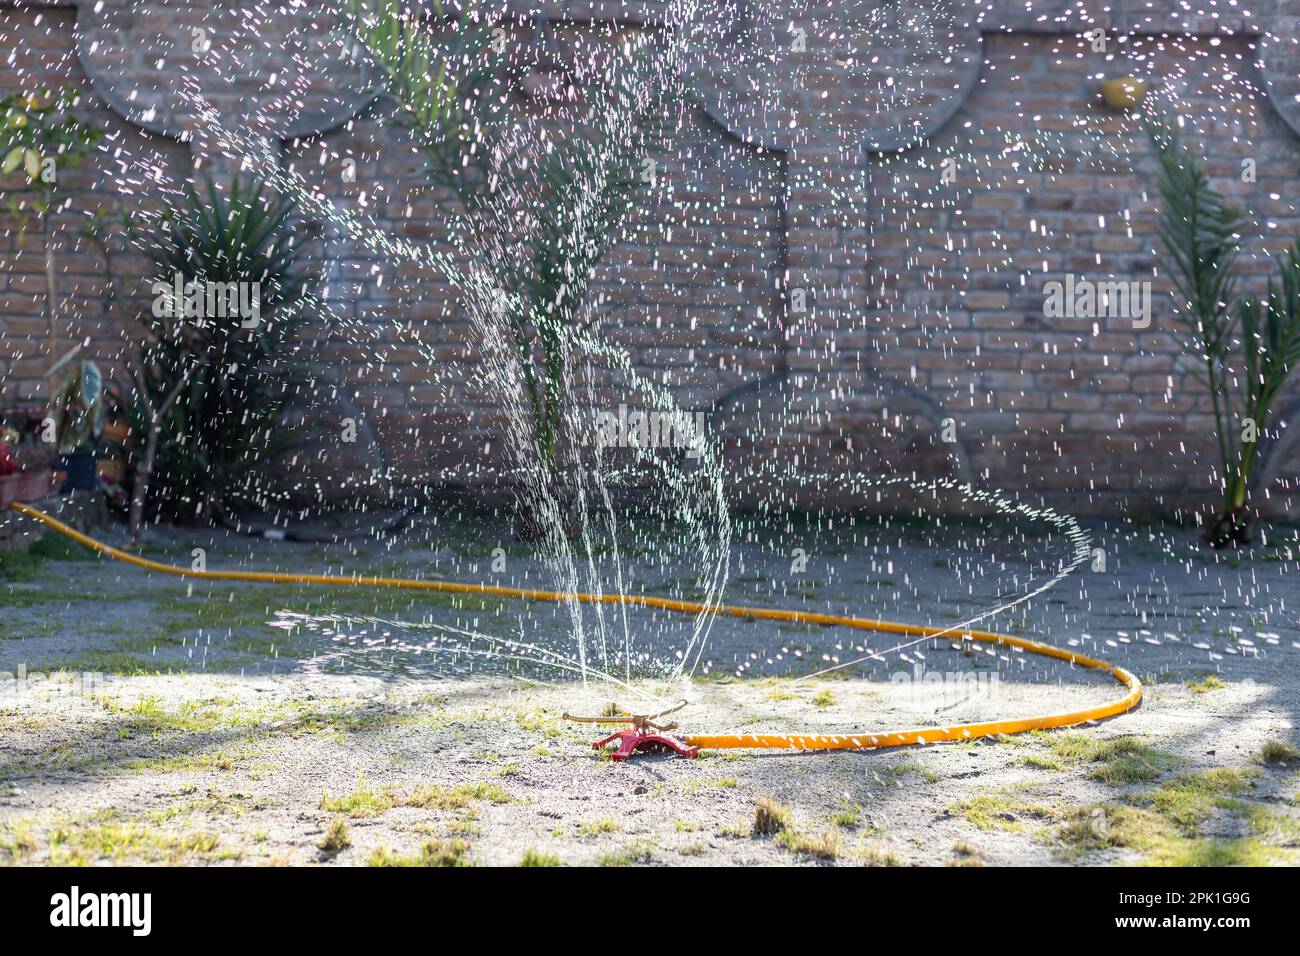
[7,501,1142,752]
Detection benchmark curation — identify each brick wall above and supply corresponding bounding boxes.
[3,0,1300,519]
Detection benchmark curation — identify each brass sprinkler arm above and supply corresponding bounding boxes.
[562,699,687,733]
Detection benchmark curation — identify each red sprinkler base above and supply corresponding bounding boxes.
[592,728,699,761]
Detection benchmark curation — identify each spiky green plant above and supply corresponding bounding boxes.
[346,0,503,204]
[1229,248,1300,524]
[120,174,315,523]
[1149,118,1300,546]
[346,0,675,481]
[507,77,670,467]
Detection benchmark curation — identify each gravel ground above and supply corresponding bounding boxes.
[2,509,1298,867]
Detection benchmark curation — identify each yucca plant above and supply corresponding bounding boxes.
[119,174,315,528]
[1148,117,1300,546]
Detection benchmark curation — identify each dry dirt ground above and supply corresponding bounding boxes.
[2,511,1299,867]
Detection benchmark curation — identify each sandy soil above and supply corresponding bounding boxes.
[2,513,1298,866]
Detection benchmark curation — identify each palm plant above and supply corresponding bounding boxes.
[346,0,503,205]
[505,70,671,467]
[120,175,315,526]
[347,0,673,477]
[1148,117,1300,546]
[1226,249,1300,538]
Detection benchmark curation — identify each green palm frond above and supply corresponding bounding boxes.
[1148,113,1300,544]
[1147,116,1245,363]
[1147,115,1247,486]
[347,0,504,202]
[345,1,678,468]
[1240,241,1300,419]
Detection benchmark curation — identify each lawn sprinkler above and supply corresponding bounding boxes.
[562,700,699,761]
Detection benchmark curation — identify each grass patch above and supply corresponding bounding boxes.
[148,788,261,824]
[1259,740,1299,765]
[1024,732,1177,785]
[1143,837,1284,866]
[122,745,262,776]
[318,817,351,853]
[749,795,838,860]
[47,819,232,865]
[1056,769,1279,864]
[0,550,49,583]
[515,709,569,740]
[1129,799,1298,866]
[811,689,835,708]
[0,585,140,608]
[752,796,792,836]
[949,788,1059,831]
[577,818,619,838]
[856,841,902,866]
[1056,804,1171,859]
[831,801,862,830]
[29,533,98,562]
[1185,674,1226,694]
[321,778,512,819]
[679,776,738,794]
[1243,805,1300,847]
[596,839,656,866]
[949,841,982,866]
[0,533,98,582]
[518,848,560,867]
[1022,754,1065,771]
[0,819,41,862]
[368,838,470,867]
[1134,769,1256,834]
[777,828,840,861]
[94,694,256,737]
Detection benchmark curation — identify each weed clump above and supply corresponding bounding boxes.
[1185,674,1226,694]
[318,817,351,853]
[519,848,560,867]
[1024,733,1177,786]
[1259,740,1299,765]
[752,796,792,836]
[368,839,469,867]
[777,829,840,861]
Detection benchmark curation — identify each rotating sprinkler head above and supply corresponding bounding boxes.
[562,700,700,761]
